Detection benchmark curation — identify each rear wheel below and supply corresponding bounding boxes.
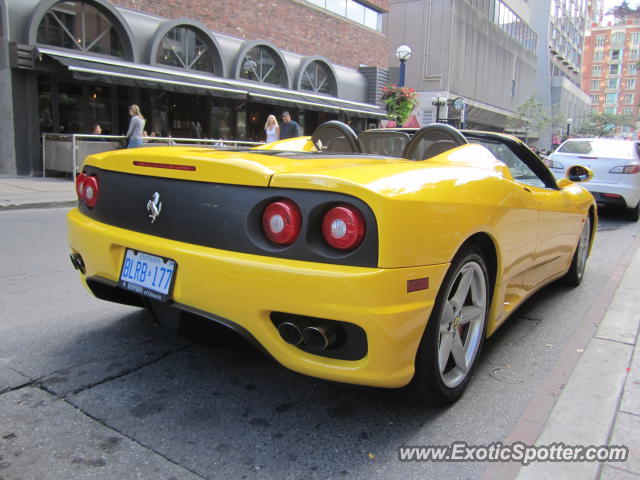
[562,216,591,287]
[626,202,639,222]
[411,246,490,406]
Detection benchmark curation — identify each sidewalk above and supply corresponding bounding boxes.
[515,245,640,479]
[482,238,640,480]
[0,176,76,210]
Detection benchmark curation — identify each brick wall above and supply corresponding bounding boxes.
[582,24,640,120]
[112,0,389,69]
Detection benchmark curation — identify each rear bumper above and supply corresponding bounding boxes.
[68,208,449,388]
[586,183,640,209]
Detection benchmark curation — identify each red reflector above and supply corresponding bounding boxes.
[133,161,196,171]
[603,193,623,199]
[82,176,99,208]
[262,199,302,245]
[75,173,87,198]
[407,277,429,293]
[321,205,366,251]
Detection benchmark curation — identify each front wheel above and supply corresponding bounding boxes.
[561,215,591,287]
[411,246,490,406]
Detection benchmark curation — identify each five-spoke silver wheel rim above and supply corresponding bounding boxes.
[438,261,487,388]
[576,217,591,279]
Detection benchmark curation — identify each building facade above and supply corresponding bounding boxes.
[582,17,640,138]
[386,0,538,130]
[1,0,389,175]
[530,0,591,148]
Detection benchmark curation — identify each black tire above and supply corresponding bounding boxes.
[561,215,591,287]
[410,245,490,406]
[626,202,639,222]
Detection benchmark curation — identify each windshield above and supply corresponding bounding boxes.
[557,140,639,159]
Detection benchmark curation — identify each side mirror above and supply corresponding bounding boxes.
[566,165,593,183]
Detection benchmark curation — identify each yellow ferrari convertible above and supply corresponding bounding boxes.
[68,121,596,405]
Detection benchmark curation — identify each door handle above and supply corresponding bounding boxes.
[522,186,532,193]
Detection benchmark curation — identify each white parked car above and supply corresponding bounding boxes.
[547,138,640,221]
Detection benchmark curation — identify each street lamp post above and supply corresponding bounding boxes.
[395,45,412,87]
[431,95,447,123]
[566,118,573,139]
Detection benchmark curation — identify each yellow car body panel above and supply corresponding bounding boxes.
[68,208,448,387]
[68,137,596,388]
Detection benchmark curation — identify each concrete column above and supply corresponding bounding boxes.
[0,0,17,175]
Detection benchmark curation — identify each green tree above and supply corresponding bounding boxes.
[505,96,551,144]
[575,111,635,137]
[607,0,640,22]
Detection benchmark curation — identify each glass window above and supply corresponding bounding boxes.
[626,78,636,89]
[631,32,640,45]
[300,61,335,95]
[346,0,365,23]
[595,35,605,47]
[611,49,621,60]
[593,49,604,61]
[156,26,215,73]
[38,76,54,133]
[629,64,638,75]
[559,139,636,158]
[87,85,112,133]
[609,64,620,75]
[608,78,619,89]
[36,1,125,57]
[630,48,640,60]
[239,46,283,85]
[623,93,634,104]
[326,0,347,16]
[590,94,600,104]
[58,82,83,133]
[592,65,602,76]
[605,106,616,114]
[612,32,625,46]
[590,79,600,90]
[364,8,379,30]
[606,93,617,104]
[470,138,546,188]
[623,107,633,114]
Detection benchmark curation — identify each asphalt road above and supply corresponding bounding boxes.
[0,207,638,480]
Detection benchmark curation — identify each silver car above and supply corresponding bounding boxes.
[547,138,640,221]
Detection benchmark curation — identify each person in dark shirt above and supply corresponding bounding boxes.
[279,111,301,139]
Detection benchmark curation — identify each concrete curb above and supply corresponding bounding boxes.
[0,201,77,211]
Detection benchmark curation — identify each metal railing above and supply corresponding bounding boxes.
[41,134,265,181]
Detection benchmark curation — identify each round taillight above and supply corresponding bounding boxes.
[322,205,365,251]
[75,173,87,198]
[262,199,302,245]
[82,176,99,208]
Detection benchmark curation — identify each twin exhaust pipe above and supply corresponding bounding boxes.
[277,322,337,351]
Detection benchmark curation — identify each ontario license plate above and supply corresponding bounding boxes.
[118,249,176,302]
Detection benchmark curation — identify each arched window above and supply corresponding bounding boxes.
[156,26,215,73]
[36,1,125,57]
[239,46,283,85]
[300,60,335,95]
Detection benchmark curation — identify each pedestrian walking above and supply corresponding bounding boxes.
[126,104,146,148]
[279,111,301,140]
[264,114,280,143]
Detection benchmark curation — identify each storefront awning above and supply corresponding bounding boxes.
[38,48,386,118]
[40,49,248,99]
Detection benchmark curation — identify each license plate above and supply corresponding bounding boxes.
[118,249,177,302]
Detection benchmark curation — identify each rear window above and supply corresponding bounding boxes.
[558,140,639,159]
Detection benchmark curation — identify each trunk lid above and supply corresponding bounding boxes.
[84,147,401,186]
